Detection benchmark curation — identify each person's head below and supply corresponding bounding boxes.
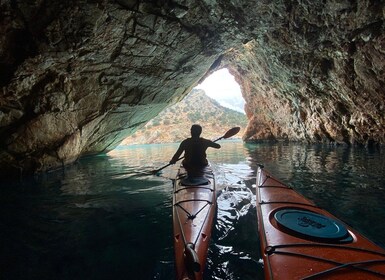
[190,124,202,138]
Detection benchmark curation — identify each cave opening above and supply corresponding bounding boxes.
[195,68,245,114]
[119,68,247,146]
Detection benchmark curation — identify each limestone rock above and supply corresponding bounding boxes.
[0,0,384,178]
[221,1,385,145]
[0,1,259,177]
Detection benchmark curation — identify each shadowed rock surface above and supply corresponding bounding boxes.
[1,1,384,177]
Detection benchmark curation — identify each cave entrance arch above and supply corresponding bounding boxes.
[119,68,247,146]
[195,68,245,114]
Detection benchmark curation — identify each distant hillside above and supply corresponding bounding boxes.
[120,89,248,145]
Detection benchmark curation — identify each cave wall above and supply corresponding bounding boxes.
[1,0,384,178]
[223,1,385,145]
[0,0,259,176]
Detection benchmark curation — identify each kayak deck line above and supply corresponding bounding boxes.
[174,185,215,193]
[258,218,385,278]
[265,244,385,279]
[301,260,385,280]
[174,199,212,220]
[257,175,323,210]
[258,175,294,190]
[266,243,385,258]
[176,201,212,245]
[256,166,385,280]
[174,198,213,206]
[174,179,215,223]
[259,200,322,209]
[173,165,216,280]
[259,176,294,189]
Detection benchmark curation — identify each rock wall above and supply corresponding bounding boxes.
[1,0,384,178]
[222,1,385,145]
[0,0,259,177]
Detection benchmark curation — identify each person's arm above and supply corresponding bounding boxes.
[206,139,221,149]
[169,141,186,164]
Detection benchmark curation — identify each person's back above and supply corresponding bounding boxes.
[169,125,220,171]
[180,137,217,168]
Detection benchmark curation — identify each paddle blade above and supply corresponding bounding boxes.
[223,127,241,139]
[185,243,201,272]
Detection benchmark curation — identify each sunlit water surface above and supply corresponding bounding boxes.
[0,141,384,280]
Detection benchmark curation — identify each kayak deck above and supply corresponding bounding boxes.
[173,166,216,280]
[256,165,385,280]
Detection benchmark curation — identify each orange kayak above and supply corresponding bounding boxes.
[173,166,216,280]
[256,165,385,279]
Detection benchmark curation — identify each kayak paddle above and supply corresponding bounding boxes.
[152,126,241,175]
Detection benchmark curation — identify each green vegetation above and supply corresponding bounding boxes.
[120,89,248,145]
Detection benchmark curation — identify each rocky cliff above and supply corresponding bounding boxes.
[223,2,385,145]
[120,89,247,145]
[1,1,384,177]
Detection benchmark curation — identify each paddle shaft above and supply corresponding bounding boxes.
[152,135,225,174]
[152,127,240,174]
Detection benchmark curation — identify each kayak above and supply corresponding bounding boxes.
[256,165,385,280]
[173,165,216,280]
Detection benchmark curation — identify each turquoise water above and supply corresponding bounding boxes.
[0,141,384,280]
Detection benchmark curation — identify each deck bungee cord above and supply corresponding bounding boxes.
[172,166,217,280]
[264,243,385,279]
[174,197,213,221]
[256,165,385,280]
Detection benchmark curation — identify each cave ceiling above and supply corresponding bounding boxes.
[0,0,384,178]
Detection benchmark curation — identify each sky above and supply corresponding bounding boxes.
[195,68,245,113]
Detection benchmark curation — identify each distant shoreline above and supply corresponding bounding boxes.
[117,138,243,148]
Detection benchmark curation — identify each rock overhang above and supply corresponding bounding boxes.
[0,1,384,178]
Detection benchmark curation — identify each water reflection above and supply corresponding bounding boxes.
[208,180,262,280]
[0,141,384,280]
[244,142,385,248]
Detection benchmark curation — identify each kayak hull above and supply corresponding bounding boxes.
[256,166,385,280]
[173,166,216,280]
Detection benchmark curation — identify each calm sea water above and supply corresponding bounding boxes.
[0,141,384,280]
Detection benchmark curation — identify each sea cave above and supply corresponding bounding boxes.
[1,1,384,178]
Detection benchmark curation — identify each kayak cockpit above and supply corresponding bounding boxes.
[180,177,210,186]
